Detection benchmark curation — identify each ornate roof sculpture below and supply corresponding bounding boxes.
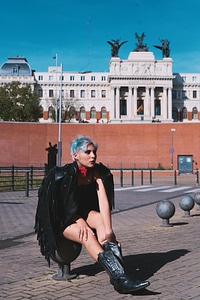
[107,39,128,57]
[134,33,148,52]
[154,39,170,58]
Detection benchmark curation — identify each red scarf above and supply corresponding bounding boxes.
[78,166,87,177]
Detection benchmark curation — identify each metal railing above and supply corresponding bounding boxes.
[110,169,199,188]
[0,166,45,195]
[0,166,199,196]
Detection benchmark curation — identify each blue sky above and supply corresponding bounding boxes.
[1,0,200,73]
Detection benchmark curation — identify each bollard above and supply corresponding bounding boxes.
[179,195,194,217]
[194,192,200,210]
[156,200,175,227]
[51,237,82,280]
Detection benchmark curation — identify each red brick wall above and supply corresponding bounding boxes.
[0,122,200,170]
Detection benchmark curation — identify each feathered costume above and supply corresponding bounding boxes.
[34,162,115,266]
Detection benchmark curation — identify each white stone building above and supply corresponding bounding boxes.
[0,50,199,123]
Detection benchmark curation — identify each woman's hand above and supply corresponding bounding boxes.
[105,230,116,243]
[75,217,95,241]
[99,229,116,245]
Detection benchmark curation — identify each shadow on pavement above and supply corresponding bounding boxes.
[71,249,189,296]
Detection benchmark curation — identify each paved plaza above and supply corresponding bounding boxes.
[0,185,200,299]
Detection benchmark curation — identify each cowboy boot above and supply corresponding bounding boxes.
[98,250,150,294]
[103,241,124,265]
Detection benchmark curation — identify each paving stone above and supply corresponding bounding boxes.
[1,188,200,299]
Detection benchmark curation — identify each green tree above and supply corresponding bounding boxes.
[0,81,42,122]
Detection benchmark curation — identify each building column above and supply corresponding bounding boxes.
[110,87,115,119]
[163,87,167,119]
[133,87,137,117]
[144,87,150,117]
[127,87,132,119]
[116,87,120,119]
[168,87,172,119]
[150,87,155,118]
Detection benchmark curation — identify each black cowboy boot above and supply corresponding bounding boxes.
[98,250,150,294]
[103,241,124,265]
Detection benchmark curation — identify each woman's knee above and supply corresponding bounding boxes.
[87,210,104,226]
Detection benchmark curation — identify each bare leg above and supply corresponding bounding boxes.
[86,210,107,245]
[63,223,103,261]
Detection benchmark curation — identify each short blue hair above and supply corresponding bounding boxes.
[70,135,98,159]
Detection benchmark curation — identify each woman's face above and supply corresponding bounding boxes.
[73,143,97,168]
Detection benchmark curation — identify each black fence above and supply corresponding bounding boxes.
[0,166,45,196]
[111,169,199,187]
[0,166,199,196]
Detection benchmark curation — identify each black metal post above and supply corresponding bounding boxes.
[30,166,33,189]
[150,169,152,184]
[141,170,143,185]
[196,170,199,186]
[25,171,29,197]
[174,170,177,185]
[120,169,123,187]
[11,165,14,191]
[131,170,134,186]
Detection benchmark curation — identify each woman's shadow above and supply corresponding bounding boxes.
[71,248,189,295]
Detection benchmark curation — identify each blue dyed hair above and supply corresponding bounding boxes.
[70,135,98,159]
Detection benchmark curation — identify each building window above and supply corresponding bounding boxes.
[91,76,95,81]
[192,107,198,119]
[101,106,107,119]
[182,107,187,119]
[38,89,43,97]
[101,76,106,81]
[70,76,74,81]
[38,75,43,80]
[90,106,96,118]
[172,107,178,122]
[13,67,18,74]
[182,76,186,82]
[182,91,187,99]
[101,90,106,98]
[80,106,86,120]
[193,90,197,98]
[136,101,143,115]
[192,76,197,82]
[70,90,75,98]
[49,76,54,81]
[172,90,177,99]
[49,90,54,97]
[155,100,161,116]
[120,100,127,115]
[91,90,95,98]
[80,90,85,98]
[48,106,54,119]
[59,75,64,81]
[80,76,85,81]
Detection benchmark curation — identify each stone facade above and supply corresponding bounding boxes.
[0,53,199,123]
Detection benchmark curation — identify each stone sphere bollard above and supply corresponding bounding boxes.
[194,192,200,210]
[156,200,176,226]
[179,195,194,217]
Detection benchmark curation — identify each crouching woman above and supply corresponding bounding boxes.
[61,135,149,294]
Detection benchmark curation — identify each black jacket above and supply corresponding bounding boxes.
[35,161,114,264]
